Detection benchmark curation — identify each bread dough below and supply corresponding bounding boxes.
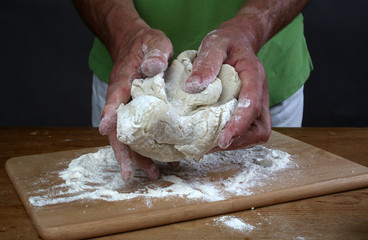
[116,50,241,162]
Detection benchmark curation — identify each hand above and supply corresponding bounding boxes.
[184,18,272,151]
[100,26,173,181]
[73,0,174,181]
[183,0,310,150]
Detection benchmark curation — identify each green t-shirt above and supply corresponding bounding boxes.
[89,0,313,106]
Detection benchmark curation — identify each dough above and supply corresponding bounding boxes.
[116,50,241,162]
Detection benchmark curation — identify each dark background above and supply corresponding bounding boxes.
[1,1,367,127]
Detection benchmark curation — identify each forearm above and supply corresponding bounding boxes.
[73,0,148,60]
[227,0,310,53]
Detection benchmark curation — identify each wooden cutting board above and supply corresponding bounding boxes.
[6,131,368,240]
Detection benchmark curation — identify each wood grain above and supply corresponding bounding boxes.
[1,127,368,240]
[5,130,368,239]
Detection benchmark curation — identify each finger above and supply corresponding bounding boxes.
[219,93,271,150]
[99,64,137,135]
[108,130,136,182]
[218,57,267,149]
[131,151,160,180]
[141,41,173,77]
[213,102,271,152]
[184,31,226,93]
[99,87,130,135]
[217,93,257,149]
[228,106,271,150]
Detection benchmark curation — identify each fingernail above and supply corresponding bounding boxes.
[218,135,234,149]
[98,119,108,135]
[184,76,203,93]
[220,139,233,149]
[121,169,134,182]
[99,118,114,135]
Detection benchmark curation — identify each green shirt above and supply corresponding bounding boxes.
[89,0,313,106]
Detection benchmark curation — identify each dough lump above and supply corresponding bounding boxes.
[116,50,241,162]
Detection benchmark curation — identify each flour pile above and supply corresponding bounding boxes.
[214,216,255,232]
[28,145,292,207]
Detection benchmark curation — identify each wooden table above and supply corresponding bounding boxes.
[1,127,367,239]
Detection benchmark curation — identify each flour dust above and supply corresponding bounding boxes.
[214,216,255,232]
[28,145,292,207]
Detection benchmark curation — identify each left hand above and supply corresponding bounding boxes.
[184,18,272,151]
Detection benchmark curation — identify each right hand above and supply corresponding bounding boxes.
[100,25,173,181]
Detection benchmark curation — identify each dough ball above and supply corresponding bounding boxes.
[116,50,241,162]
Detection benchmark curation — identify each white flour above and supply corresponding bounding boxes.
[29,145,292,207]
[214,216,255,232]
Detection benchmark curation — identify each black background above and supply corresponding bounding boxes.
[1,1,367,127]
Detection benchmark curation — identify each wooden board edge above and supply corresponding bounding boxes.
[34,173,368,240]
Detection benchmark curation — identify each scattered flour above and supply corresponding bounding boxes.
[28,145,292,207]
[214,216,255,232]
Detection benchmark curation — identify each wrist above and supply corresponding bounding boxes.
[220,0,309,54]
[104,7,149,61]
[219,10,271,54]
[74,0,150,61]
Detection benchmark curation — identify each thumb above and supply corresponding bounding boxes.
[184,35,225,93]
[141,42,173,77]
